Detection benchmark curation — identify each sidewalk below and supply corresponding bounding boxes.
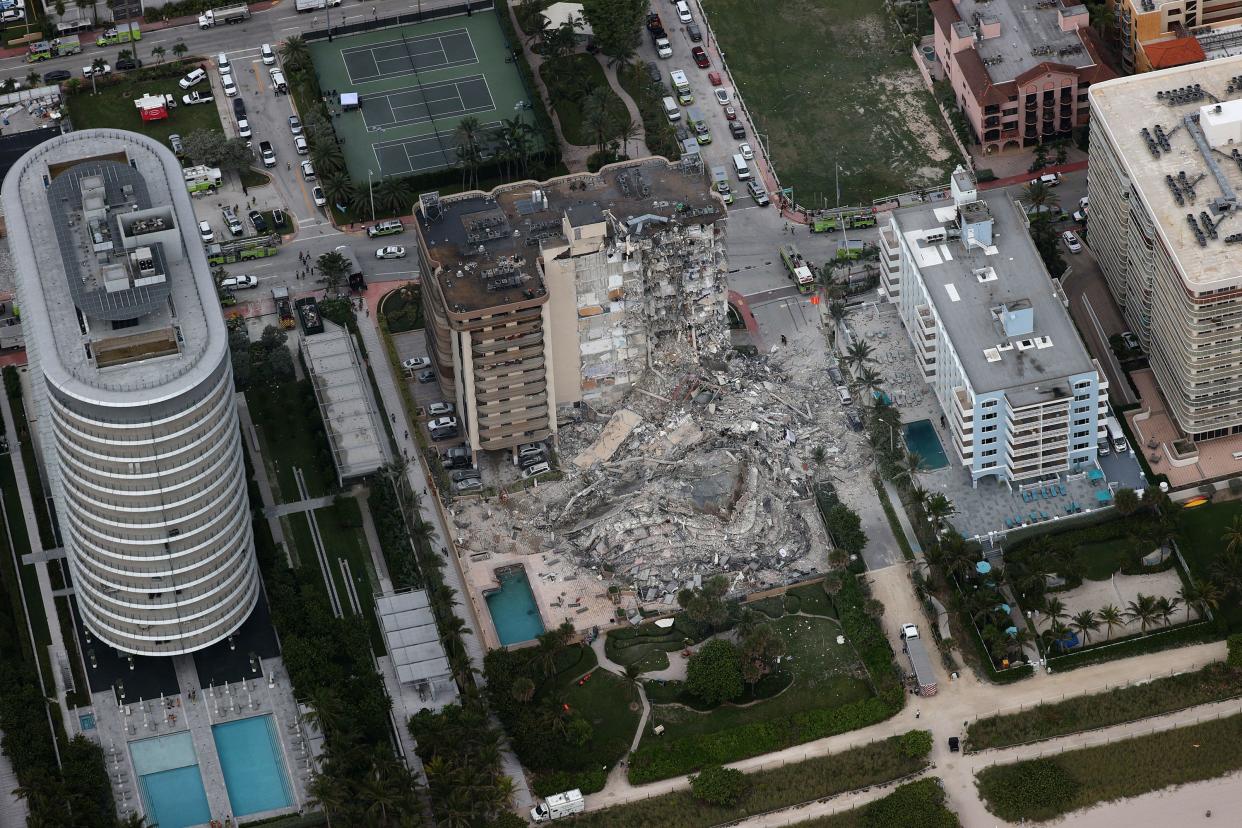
[979,159,1089,191]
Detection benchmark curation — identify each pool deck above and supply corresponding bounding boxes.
[77,653,310,827]
[461,552,615,650]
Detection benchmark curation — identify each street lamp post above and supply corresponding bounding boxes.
[367,169,376,223]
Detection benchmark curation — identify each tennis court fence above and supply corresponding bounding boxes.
[303,0,496,43]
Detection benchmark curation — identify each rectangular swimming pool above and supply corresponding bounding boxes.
[485,566,545,646]
[212,715,294,818]
[129,732,211,828]
[903,419,949,470]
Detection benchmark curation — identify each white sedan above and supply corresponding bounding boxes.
[376,245,406,260]
[1062,231,1082,253]
[312,186,327,207]
[222,74,238,97]
[738,142,753,161]
[714,88,731,105]
[402,356,432,370]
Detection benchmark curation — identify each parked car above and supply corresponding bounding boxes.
[417,369,436,383]
[948,736,960,753]
[645,61,661,83]
[687,21,703,41]
[288,115,302,135]
[272,209,288,229]
[522,462,551,479]
[82,63,111,78]
[294,135,308,154]
[261,43,276,66]
[675,124,689,142]
[182,91,214,105]
[1062,230,1082,253]
[708,71,722,86]
[519,450,547,469]
[259,141,276,167]
[1121,331,1140,351]
[450,468,481,483]
[517,442,545,459]
[198,220,214,243]
[376,245,406,259]
[237,118,251,139]
[249,210,267,233]
[427,401,455,416]
[692,46,710,68]
[441,445,471,469]
[178,67,206,89]
[747,180,769,205]
[1033,172,1062,187]
[738,142,754,161]
[222,206,243,235]
[222,74,238,96]
[714,88,731,105]
[675,0,692,23]
[454,477,483,492]
[402,356,432,370]
[233,97,246,118]
[729,121,745,139]
[169,133,184,155]
[116,58,138,71]
[300,159,315,179]
[312,186,327,207]
[724,104,736,120]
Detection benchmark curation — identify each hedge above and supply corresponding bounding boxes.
[627,696,895,784]
[967,662,1242,751]
[792,778,960,828]
[1046,621,1219,671]
[574,733,930,827]
[976,712,1242,822]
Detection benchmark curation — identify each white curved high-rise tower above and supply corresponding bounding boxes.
[3,129,259,656]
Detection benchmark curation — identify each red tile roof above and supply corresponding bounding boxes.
[1142,36,1206,69]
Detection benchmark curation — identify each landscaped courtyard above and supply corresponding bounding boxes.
[703,0,955,205]
[66,74,224,147]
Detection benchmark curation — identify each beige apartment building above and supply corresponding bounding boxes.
[413,159,728,453]
[1119,0,1242,72]
[1090,55,1242,440]
[2,129,259,656]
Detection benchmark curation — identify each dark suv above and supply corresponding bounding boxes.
[232,97,246,119]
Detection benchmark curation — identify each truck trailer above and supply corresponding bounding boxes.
[198,5,250,28]
[900,623,938,697]
[295,0,341,10]
[531,789,585,822]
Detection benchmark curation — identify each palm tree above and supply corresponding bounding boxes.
[1125,593,1161,633]
[172,42,188,62]
[894,450,927,487]
[844,339,874,371]
[310,142,346,176]
[1070,609,1099,644]
[1097,603,1125,639]
[582,88,616,153]
[73,0,92,25]
[500,116,535,178]
[374,176,409,216]
[454,116,484,190]
[53,0,65,15]
[307,771,347,827]
[118,48,133,65]
[1022,181,1060,212]
[151,45,166,64]
[510,676,536,703]
[828,300,847,329]
[88,57,106,95]
[25,70,40,88]
[316,250,351,298]
[1180,578,1220,623]
[925,493,955,533]
[614,114,641,157]
[1222,516,1242,554]
[1041,595,1068,627]
[320,171,353,208]
[281,35,312,75]
[1113,487,1140,516]
[1042,619,1073,653]
[856,366,884,400]
[1211,548,1242,597]
[1155,595,1182,628]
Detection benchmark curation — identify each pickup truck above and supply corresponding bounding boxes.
[182,91,213,105]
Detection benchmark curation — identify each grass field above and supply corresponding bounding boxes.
[976,712,1242,822]
[246,380,333,502]
[66,75,223,150]
[702,0,955,206]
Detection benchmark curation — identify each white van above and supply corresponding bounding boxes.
[217,52,230,75]
[662,96,680,122]
[732,153,751,180]
[836,385,852,406]
[522,462,551,479]
[676,0,692,23]
[261,43,276,65]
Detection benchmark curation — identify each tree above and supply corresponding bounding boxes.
[690,764,748,807]
[25,70,40,88]
[182,128,228,165]
[898,729,933,759]
[614,114,641,157]
[510,676,535,704]
[582,88,618,153]
[1097,604,1125,639]
[455,116,485,190]
[281,36,312,75]
[1041,596,1068,626]
[171,42,188,61]
[1113,487,1140,516]
[856,366,884,400]
[685,639,743,705]
[1030,215,1066,276]
[374,176,409,216]
[1042,619,1073,653]
[1180,578,1220,623]
[738,622,785,689]
[678,574,731,629]
[151,44,166,64]
[845,339,874,371]
[1069,609,1099,645]
[316,250,351,298]
[217,137,256,178]
[88,57,106,95]
[541,19,582,60]
[924,493,955,533]
[53,0,65,15]
[310,142,347,176]
[580,0,647,65]
[1125,592,1161,633]
[1155,595,1181,628]
[1222,516,1242,554]
[825,503,867,558]
[118,48,133,64]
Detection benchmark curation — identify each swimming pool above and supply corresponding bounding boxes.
[903,419,949,470]
[78,712,95,731]
[485,566,545,646]
[212,715,294,817]
[129,732,211,828]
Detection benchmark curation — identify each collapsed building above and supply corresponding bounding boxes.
[412,158,729,454]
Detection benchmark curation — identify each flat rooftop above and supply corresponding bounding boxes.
[2,129,221,404]
[955,0,1093,84]
[893,191,1095,404]
[1091,55,1242,291]
[302,320,390,480]
[415,158,724,313]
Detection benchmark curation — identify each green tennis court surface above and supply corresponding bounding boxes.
[308,10,537,180]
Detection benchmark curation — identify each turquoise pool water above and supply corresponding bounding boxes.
[485,567,545,645]
[212,715,294,817]
[78,713,95,731]
[129,732,211,828]
[903,419,949,470]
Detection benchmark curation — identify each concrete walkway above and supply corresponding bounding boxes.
[0,724,28,825]
[599,57,650,159]
[264,494,337,518]
[356,486,394,593]
[236,394,288,554]
[354,297,534,814]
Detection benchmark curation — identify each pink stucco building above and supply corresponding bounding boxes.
[930,0,1116,155]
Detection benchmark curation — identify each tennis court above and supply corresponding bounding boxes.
[341,29,478,84]
[307,10,539,180]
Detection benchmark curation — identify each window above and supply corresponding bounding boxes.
[982,412,998,421]
[982,436,997,445]
[982,424,997,433]
[982,449,997,457]
[982,399,998,408]
[982,461,997,469]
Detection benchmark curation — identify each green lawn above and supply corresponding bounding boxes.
[1177,501,1242,629]
[538,53,629,147]
[377,284,424,333]
[702,0,955,206]
[65,73,224,151]
[246,380,334,502]
[549,651,640,775]
[644,615,872,741]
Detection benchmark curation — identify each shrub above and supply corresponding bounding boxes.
[2,365,19,399]
[976,759,1080,822]
[799,778,960,828]
[690,765,748,807]
[686,639,743,705]
[532,767,608,796]
[898,729,933,759]
[1229,634,1242,667]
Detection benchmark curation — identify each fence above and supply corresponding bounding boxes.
[302,0,495,43]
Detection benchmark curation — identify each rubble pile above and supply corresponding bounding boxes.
[521,346,874,607]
